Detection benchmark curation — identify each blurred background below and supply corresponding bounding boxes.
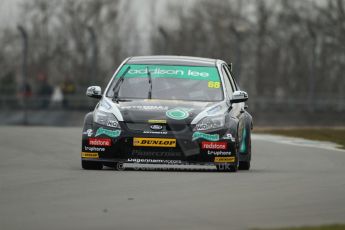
[0,0,344,126]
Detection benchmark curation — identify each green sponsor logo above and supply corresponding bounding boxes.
[192,132,219,141]
[166,107,192,120]
[240,128,247,153]
[116,64,220,81]
[95,128,121,138]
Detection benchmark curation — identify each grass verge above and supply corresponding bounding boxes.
[252,224,345,230]
[254,128,345,150]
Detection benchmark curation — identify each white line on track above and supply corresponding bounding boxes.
[252,134,345,152]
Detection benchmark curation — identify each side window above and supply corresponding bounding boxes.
[221,66,233,97]
[224,65,238,91]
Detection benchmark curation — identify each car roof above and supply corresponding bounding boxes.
[126,55,218,67]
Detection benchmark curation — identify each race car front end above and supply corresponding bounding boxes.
[80,58,252,172]
[81,103,239,171]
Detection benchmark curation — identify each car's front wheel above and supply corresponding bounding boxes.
[81,160,103,170]
[239,125,251,171]
[238,161,250,170]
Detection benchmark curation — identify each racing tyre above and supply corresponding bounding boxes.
[239,128,251,171]
[82,160,103,170]
[239,161,250,170]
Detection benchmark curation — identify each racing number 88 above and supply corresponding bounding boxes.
[208,81,220,89]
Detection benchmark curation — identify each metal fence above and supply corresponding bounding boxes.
[0,95,344,126]
[0,95,343,112]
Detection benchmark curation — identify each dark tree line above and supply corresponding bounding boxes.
[0,0,121,95]
[0,0,344,111]
[152,0,345,111]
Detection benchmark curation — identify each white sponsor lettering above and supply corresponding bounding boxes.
[84,146,105,152]
[222,133,235,142]
[127,158,182,164]
[207,150,232,156]
[143,131,168,135]
[83,129,93,137]
[122,105,168,111]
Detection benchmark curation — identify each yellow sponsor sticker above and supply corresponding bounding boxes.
[148,119,167,124]
[81,152,99,159]
[214,156,235,163]
[208,81,220,89]
[133,138,176,147]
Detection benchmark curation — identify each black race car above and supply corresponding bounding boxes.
[81,56,253,172]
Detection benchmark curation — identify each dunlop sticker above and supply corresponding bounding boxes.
[214,156,235,163]
[133,138,176,148]
[81,152,99,159]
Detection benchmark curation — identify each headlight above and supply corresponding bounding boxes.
[194,115,225,131]
[94,110,120,128]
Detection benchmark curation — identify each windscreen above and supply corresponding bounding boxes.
[107,64,223,102]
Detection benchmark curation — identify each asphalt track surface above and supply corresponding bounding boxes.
[1,127,345,230]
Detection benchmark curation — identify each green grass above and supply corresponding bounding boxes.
[252,224,345,230]
[254,128,345,150]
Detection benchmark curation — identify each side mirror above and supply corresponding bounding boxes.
[86,86,102,99]
[230,90,248,104]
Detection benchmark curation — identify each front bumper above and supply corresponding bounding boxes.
[81,122,238,165]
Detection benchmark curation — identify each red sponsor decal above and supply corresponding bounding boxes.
[201,141,227,150]
[88,138,111,146]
